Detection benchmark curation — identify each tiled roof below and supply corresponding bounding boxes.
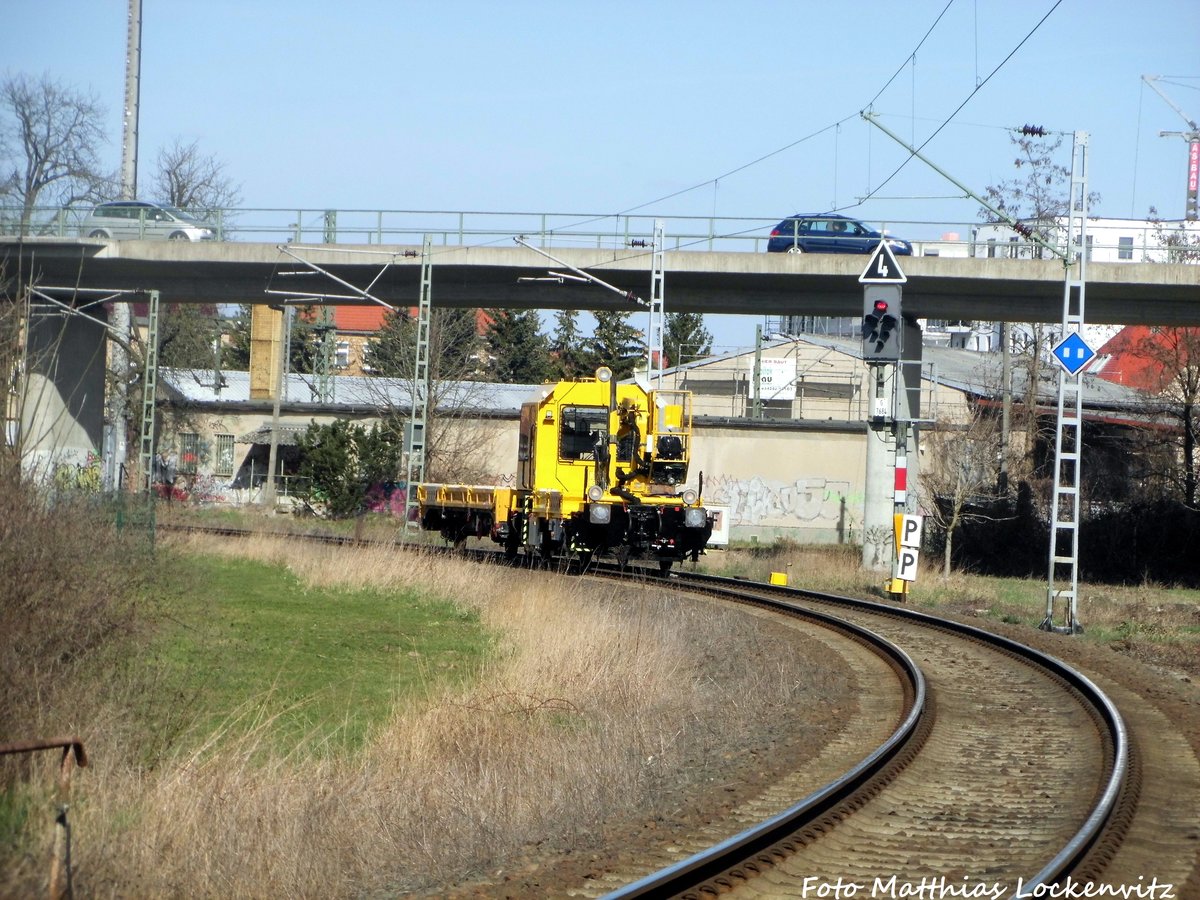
[1091,326,1171,392]
[334,305,397,332]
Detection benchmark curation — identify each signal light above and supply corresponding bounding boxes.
[862,291,901,361]
[1021,124,1046,137]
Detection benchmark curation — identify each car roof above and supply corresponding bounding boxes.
[94,200,169,209]
[781,213,852,220]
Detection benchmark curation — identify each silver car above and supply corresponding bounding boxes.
[80,200,217,241]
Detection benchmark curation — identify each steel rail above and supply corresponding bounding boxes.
[596,581,927,900]
[630,568,1130,900]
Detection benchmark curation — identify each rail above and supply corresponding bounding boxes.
[599,581,927,899]
[604,569,1130,899]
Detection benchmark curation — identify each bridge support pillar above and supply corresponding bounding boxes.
[19,300,109,483]
[250,306,283,400]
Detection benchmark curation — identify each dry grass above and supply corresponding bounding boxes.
[700,542,1200,681]
[5,534,844,898]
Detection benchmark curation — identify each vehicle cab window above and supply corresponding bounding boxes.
[559,406,607,461]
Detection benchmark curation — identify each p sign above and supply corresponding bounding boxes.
[893,513,923,583]
[896,547,920,582]
[894,513,923,550]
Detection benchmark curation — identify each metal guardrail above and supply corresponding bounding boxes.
[0,737,89,899]
[3,205,1195,261]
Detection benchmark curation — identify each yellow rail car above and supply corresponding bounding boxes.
[417,367,713,572]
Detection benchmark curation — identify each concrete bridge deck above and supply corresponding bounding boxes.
[3,236,1199,325]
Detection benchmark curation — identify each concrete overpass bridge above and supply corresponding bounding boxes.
[4,235,1200,324]
[3,232,1198,491]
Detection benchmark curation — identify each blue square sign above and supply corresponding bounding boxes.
[1051,332,1096,376]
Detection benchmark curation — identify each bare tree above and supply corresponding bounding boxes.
[1148,207,1200,264]
[1127,327,1200,507]
[979,132,1100,487]
[919,407,1005,577]
[365,308,502,484]
[0,73,112,230]
[150,137,242,225]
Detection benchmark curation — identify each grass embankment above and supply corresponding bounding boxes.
[699,540,1200,680]
[147,550,486,753]
[4,528,836,897]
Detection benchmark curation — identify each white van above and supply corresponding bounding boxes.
[80,201,217,241]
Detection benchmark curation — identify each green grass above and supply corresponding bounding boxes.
[144,550,494,755]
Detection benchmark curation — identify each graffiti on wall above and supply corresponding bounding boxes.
[53,450,103,494]
[707,474,857,530]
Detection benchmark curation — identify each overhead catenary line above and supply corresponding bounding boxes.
[856,0,1064,207]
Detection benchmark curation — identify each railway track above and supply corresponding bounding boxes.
[568,567,1129,900]
[161,524,1199,897]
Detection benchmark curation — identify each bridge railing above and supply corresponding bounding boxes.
[0,204,988,253]
[2,205,1195,263]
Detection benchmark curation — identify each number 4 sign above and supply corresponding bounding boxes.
[859,241,908,284]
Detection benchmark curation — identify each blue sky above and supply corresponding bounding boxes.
[6,0,1199,347]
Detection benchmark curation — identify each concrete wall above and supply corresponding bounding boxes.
[20,304,108,482]
[694,425,865,544]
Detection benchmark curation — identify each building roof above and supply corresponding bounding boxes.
[1091,325,1172,392]
[159,367,545,414]
[334,305,395,333]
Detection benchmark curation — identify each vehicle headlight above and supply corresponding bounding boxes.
[684,507,707,529]
[587,484,605,502]
[681,489,698,506]
[589,504,612,524]
[595,366,613,383]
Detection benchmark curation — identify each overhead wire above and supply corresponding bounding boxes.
[856,0,1064,207]
[422,0,1063,276]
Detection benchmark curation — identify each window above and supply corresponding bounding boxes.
[336,341,350,369]
[559,406,607,461]
[215,433,235,478]
[1118,236,1133,260]
[179,432,200,474]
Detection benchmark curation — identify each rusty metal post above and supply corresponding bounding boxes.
[0,738,88,900]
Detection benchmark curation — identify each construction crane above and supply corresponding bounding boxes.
[1142,75,1200,220]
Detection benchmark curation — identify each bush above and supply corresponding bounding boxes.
[295,420,401,518]
[0,468,155,744]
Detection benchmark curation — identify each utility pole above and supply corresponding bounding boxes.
[105,0,141,492]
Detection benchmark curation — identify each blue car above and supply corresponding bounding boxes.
[767,213,912,255]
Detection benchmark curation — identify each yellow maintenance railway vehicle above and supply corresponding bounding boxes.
[416,367,713,572]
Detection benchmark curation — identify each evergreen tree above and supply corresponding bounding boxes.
[156,303,222,369]
[664,312,713,367]
[221,305,252,370]
[366,307,481,381]
[549,309,590,379]
[295,419,401,519]
[286,305,324,375]
[362,308,412,377]
[485,309,552,383]
[587,311,643,379]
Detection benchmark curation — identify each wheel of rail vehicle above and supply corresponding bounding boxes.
[503,517,522,562]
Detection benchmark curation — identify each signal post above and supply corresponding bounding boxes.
[858,242,923,599]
